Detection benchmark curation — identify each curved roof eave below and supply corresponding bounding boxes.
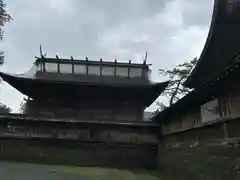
[183,0,219,88]
[0,72,169,107]
[184,0,240,89]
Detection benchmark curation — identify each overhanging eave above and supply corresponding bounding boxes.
[184,0,240,88]
[0,72,169,107]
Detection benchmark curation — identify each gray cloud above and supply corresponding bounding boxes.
[1,0,213,112]
[182,0,214,27]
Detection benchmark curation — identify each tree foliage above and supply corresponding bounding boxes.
[0,0,12,113]
[0,0,12,39]
[0,0,12,65]
[158,57,198,110]
[19,101,26,114]
[0,102,11,113]
[0,51,4,65]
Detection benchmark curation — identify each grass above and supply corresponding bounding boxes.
[0,161,164,180]
[58,166,163,180]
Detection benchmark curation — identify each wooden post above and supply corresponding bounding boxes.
[24,120,28,145]
[196,134,199,145]
[39,61,43,72]
[86,57,89,75]
[100,58,103,76]
[71,56,74,74]
[114,59,117,76]
[56,55,60,73]
[223,122,229,141]
[43,61,46,72]
[128,60,131,78]
[142,68,145,78]
[57,63,60,73]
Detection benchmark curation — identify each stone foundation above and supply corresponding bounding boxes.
[159,145,240,180]
[0,138,158,169]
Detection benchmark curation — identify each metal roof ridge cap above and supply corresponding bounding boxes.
[35,56,151,66]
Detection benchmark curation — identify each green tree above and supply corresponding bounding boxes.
[158,57,198,110]
[0,0,12,38]
[0,0,12,113]
[0,102,11,113]
[0,0,12,64]
[19,101,26,114]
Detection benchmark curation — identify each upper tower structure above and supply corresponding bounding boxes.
[0,56,168,121]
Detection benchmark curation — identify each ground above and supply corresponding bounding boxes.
[0,162,163,180]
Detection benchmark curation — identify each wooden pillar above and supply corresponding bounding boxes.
[43,61,46,72]
[71,56,74,74]
[24,120,28,144]
[72,63,74,74]
[128,60,131,78]
[100,58,103,76]
[114,59,117,76]
[228,94,232,116]
[223,122,229,141]
[86,65,89,75]
[40,62,43,72]
[196,134,199,145]
[132,105,135,121]
[57,63,60,73]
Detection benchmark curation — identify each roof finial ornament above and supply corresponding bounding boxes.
[56,55,59,59]
[39,45,47,58]
[114,59,117,63]
[71,56,74,60]
[23,97,31,102]
[129,60,131,64]
[86,57,88,61]
[143,52,148,64]
[100,58,103,63]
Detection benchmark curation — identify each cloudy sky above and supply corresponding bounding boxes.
[1,0,213,113]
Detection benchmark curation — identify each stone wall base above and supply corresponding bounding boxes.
[0,138,158,169]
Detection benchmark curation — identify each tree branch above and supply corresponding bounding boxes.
[169,76,185,106]
[158,57,198,108]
